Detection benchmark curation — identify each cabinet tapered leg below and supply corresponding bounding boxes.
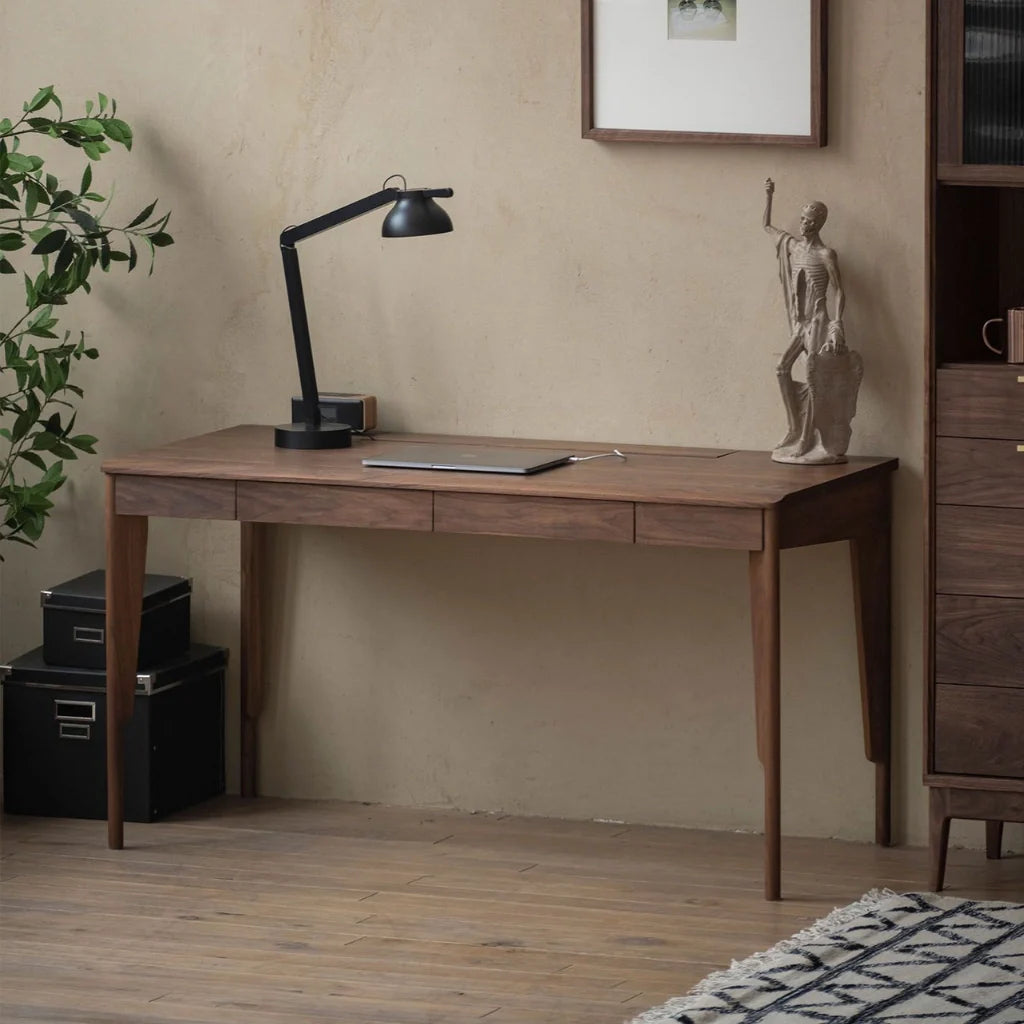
[240,522,269,798]
[986,820,1004,860]
[929,789,951,892]
[105,474,148,850]
[749,508,781,901]
[850,477,892,848]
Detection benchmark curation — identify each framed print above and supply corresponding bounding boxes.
[581,0,828,146]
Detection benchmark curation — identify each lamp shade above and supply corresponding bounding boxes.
[382,190,454,238]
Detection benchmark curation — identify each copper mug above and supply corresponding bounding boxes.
[982,308,1024,364]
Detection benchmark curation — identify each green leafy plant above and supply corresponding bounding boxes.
[0,86,172,554]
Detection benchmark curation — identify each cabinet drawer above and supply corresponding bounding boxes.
[936,505,1024,598]
[934,684,1024,778]
[936,437,1024,507]
[936,595,1024,689]
[937,366,1024,439]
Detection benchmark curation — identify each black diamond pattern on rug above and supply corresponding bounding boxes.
[630,893,1024,1024]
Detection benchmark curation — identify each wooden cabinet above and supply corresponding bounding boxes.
[927,2,1024,891]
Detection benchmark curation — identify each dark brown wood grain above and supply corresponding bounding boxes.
[240,522,269,800]
[636,504,761,550]
[936,365,1024,438]
[930,785,1024,889]
[934,0,964,166]
[580,0,828,147]
[115,475,236,519]
[777,472,889,549]
[748,508,781,901]
[238,482,432,531]
[935,437,1024,507]
[935,594,1024,689]
[938,164,1024,187]
[104,477,148,851]
[935,505,1024,598]
[934,684,1024,778]
[849,488,893,847]
[434,492,633,544]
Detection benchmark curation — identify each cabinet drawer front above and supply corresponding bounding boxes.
[237,482,432,530]
[934,684,1024,778]
[636,504,762,550]
[936,437,1024,507]
[433,492,633,543]
[936,595,1024,689]
[936,505,1024,598]
[937,366,1024,439]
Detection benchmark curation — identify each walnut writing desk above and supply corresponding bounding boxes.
[102,425,897,900]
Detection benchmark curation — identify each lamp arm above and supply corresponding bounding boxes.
[280,188,400,429]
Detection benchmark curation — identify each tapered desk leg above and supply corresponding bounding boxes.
[105,475,148,850]
[240,522,269,798]
[986,820,1004,860]
[749,508,781,901]
[849,477,892,848]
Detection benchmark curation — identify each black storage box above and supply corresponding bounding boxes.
[41,570,191,669]
[2,644,226,822]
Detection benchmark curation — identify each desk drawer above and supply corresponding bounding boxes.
[433,492,633,543]
[115,476,236,520]
[935,595,1024,689]
[937,366,1024,439]
[936,437,1024,508]
[636,504,762,550]
[237,482,432,530]
[935,505,1024,598]
[934,684,1024,778]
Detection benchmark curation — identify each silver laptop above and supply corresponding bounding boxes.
[362,444,573,475]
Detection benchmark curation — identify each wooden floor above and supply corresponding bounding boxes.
[2,799,1022,1024]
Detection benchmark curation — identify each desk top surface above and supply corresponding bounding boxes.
[103,426,897,509]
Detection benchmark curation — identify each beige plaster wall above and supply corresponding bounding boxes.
[2,0,973,850]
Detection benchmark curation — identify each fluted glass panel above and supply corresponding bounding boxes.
[964,0,1024,165]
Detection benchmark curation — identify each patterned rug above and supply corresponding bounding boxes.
[628,891,1024,1023]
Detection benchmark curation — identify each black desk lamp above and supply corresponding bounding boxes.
[275,174,454,450]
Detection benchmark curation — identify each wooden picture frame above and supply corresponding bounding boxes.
[581,0,828,146]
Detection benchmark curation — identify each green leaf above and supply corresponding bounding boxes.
[103,118,133,150]
[0,233,24,251]
[75,117,104,136]
[98,92,108,113]
[0,258,14,274]
[66,207,100,234]
[125,200,158,229]
[25,86,55,113]
[128,238,137,272]
[0,118,12,134]
[150,232,174,247]
[53,240,76,280]
[68,434,97,453]
[85,100,93,116]
[31,230,67,255]
[18,451,48,472]
[80,163,92,194]
[31,431,58,452]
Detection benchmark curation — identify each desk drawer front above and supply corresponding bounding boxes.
[115,476,236,520]
[934,684,1024,778]
[636,504,762,550]
[937,366,1024,439]
[935,595,1024,689]
[238,482,432,530]
[936,437,1024,508]
[433,492,633,543]
[936,505,1024,598]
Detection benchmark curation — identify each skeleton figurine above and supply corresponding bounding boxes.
[762,178,863,465]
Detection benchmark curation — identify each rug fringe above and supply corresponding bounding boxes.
[625,888,902,1024]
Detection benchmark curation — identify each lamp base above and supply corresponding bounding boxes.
[274,422,353,450]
